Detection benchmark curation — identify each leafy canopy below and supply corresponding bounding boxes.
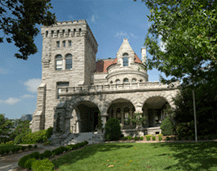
[137,0,217,90]
[0,0,56,60]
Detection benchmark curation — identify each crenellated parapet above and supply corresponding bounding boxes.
[41,20,98,54]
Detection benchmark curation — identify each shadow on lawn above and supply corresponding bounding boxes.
[151,142,217,171]
[52,143,133,168]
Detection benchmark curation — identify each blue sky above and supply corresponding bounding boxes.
[0,0,196,120]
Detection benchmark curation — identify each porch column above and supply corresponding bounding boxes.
[143,107,148,128]
[135,106,143,129]
[129,108,133,125]
[121,108,124,125]
[101,113,108,129]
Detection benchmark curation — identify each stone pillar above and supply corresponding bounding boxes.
[134,106,143,129]
[121,108,124,125]
[101,113,108,129]
[143,107,148,128]
[129,108,133,126]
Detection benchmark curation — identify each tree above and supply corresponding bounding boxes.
[10,119,31,140]
[0,114,14,143]
[138,0,217,91]
[127,112,146,136]
[0,0,56,60]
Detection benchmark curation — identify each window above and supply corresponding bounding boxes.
[55,55,62,70]
[116,108,121,124]
[132,78,137,82]
[140,79,143,82]
[46,31,48,37]
[63,41,65,47]
[123,78,129,83]
[115,79,120,84]
[65,54,72,70]
[56,41,60,48]
[123,53,128,66]
[124,107,130,125]
[110,81,113,84]
[68,41,71,47]
[57,82,69,99]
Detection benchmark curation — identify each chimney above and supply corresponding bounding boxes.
[141,47,146,64]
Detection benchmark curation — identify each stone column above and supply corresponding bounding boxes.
[129,108,133,126]
[101,113,108,129]
[121,108,124,125]
[143,107,148,128]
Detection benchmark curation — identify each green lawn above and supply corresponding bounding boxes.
[0,144,21,151]
[52,142,217,171]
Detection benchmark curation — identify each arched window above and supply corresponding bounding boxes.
[110,81,113,84]
[124,107,130,125]
[65,54,72,70]
[55,55,62,70]
[116,79,120,84]
[140,79,143,82]
[132,78,137,82]
[123,53,128,66]
[123,78,129,83]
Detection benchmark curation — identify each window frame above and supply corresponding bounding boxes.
[65,54,72,70]
[55,54,62,70]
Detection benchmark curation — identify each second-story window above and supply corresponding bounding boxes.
[132,78,137,82]
[63,41,65,47]
[123,78,129,83]
[68,41,71,47]
[66,54,72,70]
[57,41,60,48]
[55,55,62,70]
[116,79,120,84]
[123,53,129,66]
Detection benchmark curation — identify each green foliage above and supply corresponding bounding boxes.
[21,146,26,152]
[127,136,132,140]
[105,118,121,141]
[14,133,26,144]
[39,153,44,160]
[28,145,32,150]
[185,136,189,140]
[96,111,103,130]
[140,136,144,140]
[0,114,14,143]
[178,136,182,141]
[152,136,156,141]
[45,127,53,139]
[29,152,40,159]
[123,137,128,140]
[145,135,150,141]
[18,155,31,168]
[0,0,56,60]
[0,149,5,155]
[34,145,37,148]
[31,158,54,171]
[166,137,170,141]
[134,136,138,141]
[44,140,52,145]
[158,136,162,141]
[191,134,195,140]
[207,135,212,140]
[160,116,174,136]
[24,158,36,170]
[5,141,14,145]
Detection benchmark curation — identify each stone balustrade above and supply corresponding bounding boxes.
[58,81,178,95]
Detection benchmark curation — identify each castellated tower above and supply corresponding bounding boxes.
[31,20,98,132]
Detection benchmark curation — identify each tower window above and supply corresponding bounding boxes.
[68,41,71,47]
[132,78,137,82]
[63,41,65,47]
[123,53,129,66]
[123,78,129,83]
[66,54,72,70]
[55,55,62,70]
[115,79,120,84]
[56,41,60,48]
[140,79,143,82]
[110,81,113,84]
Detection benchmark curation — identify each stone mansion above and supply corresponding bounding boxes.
[30,20,180,142]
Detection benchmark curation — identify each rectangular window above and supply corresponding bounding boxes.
[68,41,71,47]
[56,59,62,70]
[66,58,72,70]
[57,82,69,99]
[56,41,60,48]
[63,41,65,47]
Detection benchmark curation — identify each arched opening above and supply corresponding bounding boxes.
[123,53,129,67]
[73,101,99,133]
[65,54,72,70]
[107,98,135,129]
[143,96,171,128]
[123,78,129,83]
[55,54,62,70]
[115,79,120,84]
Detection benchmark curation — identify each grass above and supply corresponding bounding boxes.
[0,144,21,151]
[52,142,217,171]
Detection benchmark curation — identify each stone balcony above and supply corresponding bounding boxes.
[58,81,180,96]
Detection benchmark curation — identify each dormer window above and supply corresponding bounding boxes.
[123,53,128,66]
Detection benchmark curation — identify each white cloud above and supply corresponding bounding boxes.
[5,98,21,105]
[20,94,35,98]
[24,78,41,93]
[159,35,167,52]
[115,32,138,39]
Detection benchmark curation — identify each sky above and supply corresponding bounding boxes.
[0,0,203,120]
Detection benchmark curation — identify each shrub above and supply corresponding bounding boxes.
[29,152,40,159]
[18,155,31,168]
[184,136,188,140]
[175,121,195,137]
[34,145,37,148]
[12,148,16,154]
[14,133,26,144]
[191,134,194,140]
[178,136,182,140]
[157,134,163,137]
[0,150,5,155]
[43,140,52,145]
[134,136,138,141]
[158,136,162,141]
[160,116,174,136]
[140,136,144,140]
[24,158,36,170]
[152,136,156,141]
[127,135,132,140]
[28,145,32,150]
[84,141,88,145]
[39,153,44,160]
[123,137,128,140]
[200,136,204,140]
[166,137,170,140]
[31,158,54,171]
[45,127,53,139]
[21,146,26,152]
[5,141,14,145]
[174,137,177,140]
[105,118,121,141]
[21,130,47,144]
[145,135,150,141]
[207,135,212,140]
[5,149,10,155]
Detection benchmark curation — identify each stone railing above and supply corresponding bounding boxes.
[58,81,179,95]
